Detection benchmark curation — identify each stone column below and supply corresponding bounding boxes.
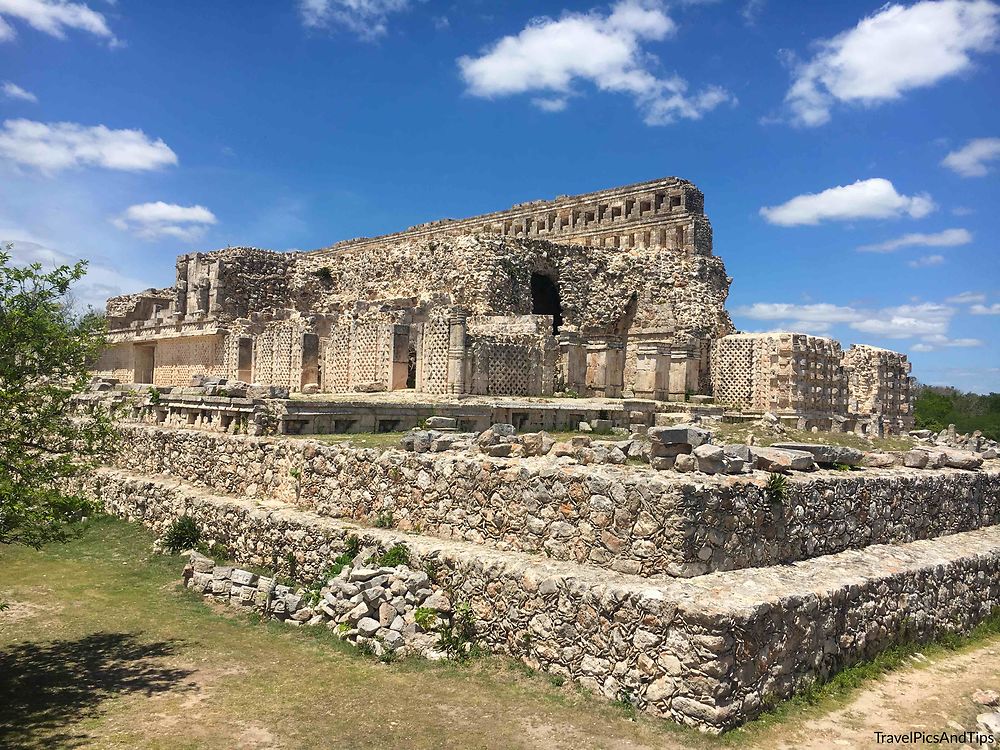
[446,312,467,395]
[558,331,586,394]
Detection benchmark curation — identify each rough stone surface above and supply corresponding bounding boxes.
[97,467,1000,733]
[771,443,864,466]
[100,425,1000,578]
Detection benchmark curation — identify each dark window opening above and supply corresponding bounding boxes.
[406,344,417,389]
[530,272,563,335]
[377,419,401,433]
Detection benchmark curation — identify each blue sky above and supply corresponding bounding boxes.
[0,0,998,391]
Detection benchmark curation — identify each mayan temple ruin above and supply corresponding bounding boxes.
[82,177,1000,732]
[94,177,913,436]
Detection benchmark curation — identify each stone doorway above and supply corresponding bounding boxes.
[300,333,320,390]
[530,272,563,335]
[133,344,155,384]
[237,338,253,383]
[406,343,417,389]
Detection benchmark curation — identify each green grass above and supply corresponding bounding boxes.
[2,517,997,749]
[0,517,708,750]
[286,431,409,449]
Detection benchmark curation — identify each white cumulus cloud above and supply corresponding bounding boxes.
[0,0,118,44]
[2,81,37,102]
[735,300,980,346]
[783,1,1000,127]
[857,227,972,253]
[0,119,177,174]
[760,178,935,226]
[942,137,1000,176]
[457,0,734,125]
[298,0,409,40]
[112,201,217,242]
[971,303,1000,314]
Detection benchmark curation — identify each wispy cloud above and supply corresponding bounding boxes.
[735,299,981,349]
[2,81,37,102]
[457,0,734,125]
[908,254,945,268]
[760,178,935,226]
[942,137,1000,176]
[2,237,153,310]
[857,227,971,253]
[946,291,986,303]
[298,0,409,40]
[782,1,1000,127]
[0,0,119,45]
[971,303,1000,314]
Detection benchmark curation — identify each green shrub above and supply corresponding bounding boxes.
[765,473,788,504]
[373,510,395,528]
[375,543,409,567]
[162,515,200,553]
[311,266,334,286]
[438,602,479,661]
[414,606,438,631]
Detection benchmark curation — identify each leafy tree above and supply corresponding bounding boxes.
[914,384,1000,440]
[0,246,114,548]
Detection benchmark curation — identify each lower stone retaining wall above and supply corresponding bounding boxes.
[90,467,1000,732]
[113,424,1000,577]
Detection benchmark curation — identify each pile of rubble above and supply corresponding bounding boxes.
[184,548,458,659]
[86,375,290,400]
[910,424,998,458]
[399,419,992,475]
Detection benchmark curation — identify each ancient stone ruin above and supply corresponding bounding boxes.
[81,177,1000,733]
[93,177,912,435]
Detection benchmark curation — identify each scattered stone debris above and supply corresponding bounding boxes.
[184,549,466,660]
[398,421,996,475]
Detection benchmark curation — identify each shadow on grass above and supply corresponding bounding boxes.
[0,632,194,749]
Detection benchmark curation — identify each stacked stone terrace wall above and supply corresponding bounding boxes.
[111,425,1000,578]
[89,466,1000,731]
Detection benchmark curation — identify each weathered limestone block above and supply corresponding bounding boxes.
[771,442,864,466]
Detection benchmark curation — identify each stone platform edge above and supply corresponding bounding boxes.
[111,423,1000,579]
[89,467,1000,732]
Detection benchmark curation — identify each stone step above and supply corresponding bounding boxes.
[111,424,1000,578]
[90,466,1000,733]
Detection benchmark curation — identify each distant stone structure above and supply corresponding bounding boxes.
[93,177,914,433]
[710,334,914,434]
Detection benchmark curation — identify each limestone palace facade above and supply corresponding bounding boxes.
[93,177,914,433]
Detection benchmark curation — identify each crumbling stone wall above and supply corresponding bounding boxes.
[89,466,1000,732]
[105,287,173,328]
[96,178,736,398]
[711,333,846,418]
[711,334,915,433]
[844,344,915,432]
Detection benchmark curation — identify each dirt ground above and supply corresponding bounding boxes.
[1,518,996,750]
